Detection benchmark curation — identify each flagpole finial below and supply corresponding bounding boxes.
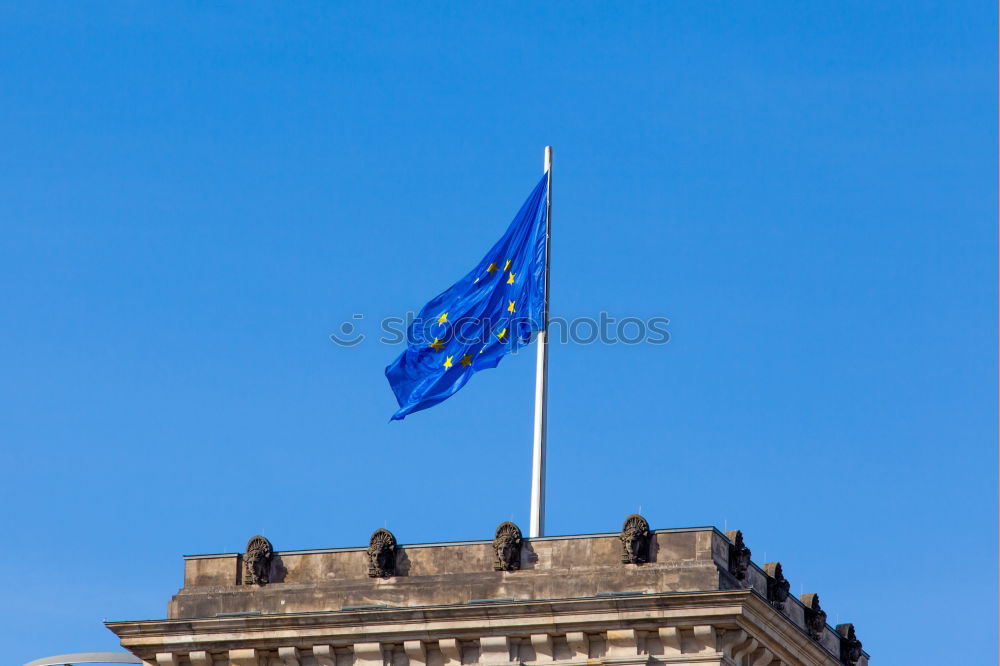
[544,146,553,173]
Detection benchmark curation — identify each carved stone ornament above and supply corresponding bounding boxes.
[763,562,790,608]
[836,624,863,666]
[619,514,651,564]
[243,535,273,586]
[493,521,523,572]
[367,528,397,578]
[801,593,828,641]
[724,530,751,581]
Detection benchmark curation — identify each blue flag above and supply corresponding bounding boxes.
[386,174,549,420]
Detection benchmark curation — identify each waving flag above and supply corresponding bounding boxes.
[385,173,549,420]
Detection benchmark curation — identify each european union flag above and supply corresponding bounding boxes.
[386,174,549,420]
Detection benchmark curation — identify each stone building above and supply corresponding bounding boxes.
[106,518,867,666]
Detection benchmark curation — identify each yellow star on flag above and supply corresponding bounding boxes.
[504,259,511,271]
[507,272,516,285]
[486,262,498,274]
[429,337,445,352]
[443,355,453,369]
[460,355,473,367]
[496,328,507,341]
[507,300,516,313]
[437,313,448,324]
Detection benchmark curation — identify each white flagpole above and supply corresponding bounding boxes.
[530,146,552,539]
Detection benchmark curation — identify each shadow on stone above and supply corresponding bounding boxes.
[395,548,411,576]
[519,542,539,570]
[270,555,288,584]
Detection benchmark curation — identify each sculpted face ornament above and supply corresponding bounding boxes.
[836,624,863,666]
[243,535,273,586]
[724,530,752,581]
[801,593,828,641]
[493,522,523,572]
[619,514,650,564]
[763,562,790,609]
[367,528,397,578]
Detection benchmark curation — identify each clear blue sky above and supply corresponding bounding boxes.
[1,2,995,664]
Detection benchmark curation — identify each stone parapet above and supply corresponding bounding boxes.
[172,529,722,618]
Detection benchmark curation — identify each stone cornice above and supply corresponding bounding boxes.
[107,590,848,665]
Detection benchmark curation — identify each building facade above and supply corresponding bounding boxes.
[107,518,867,666]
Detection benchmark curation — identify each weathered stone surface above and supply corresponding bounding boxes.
[763,562,790,609]
[367,528,397,578]
[110,527,867,666]
[183,555,240,587]
[492,522,522,572]
[837,623,863,666]
[724,530,751,581]
[169,530,724,618]
[619,514,651,564]
[802,593,828,641]
[111,591,866,666]
[242,535,272,586]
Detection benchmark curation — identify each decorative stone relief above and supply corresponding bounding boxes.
[837,623,863,665]
[367,528,397,578]
[619,514,650,564]
[493,521,523,571]
[801,593,828,640]
[243,535,273,586]
[724,530,751,581]
[763,562,790,608]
